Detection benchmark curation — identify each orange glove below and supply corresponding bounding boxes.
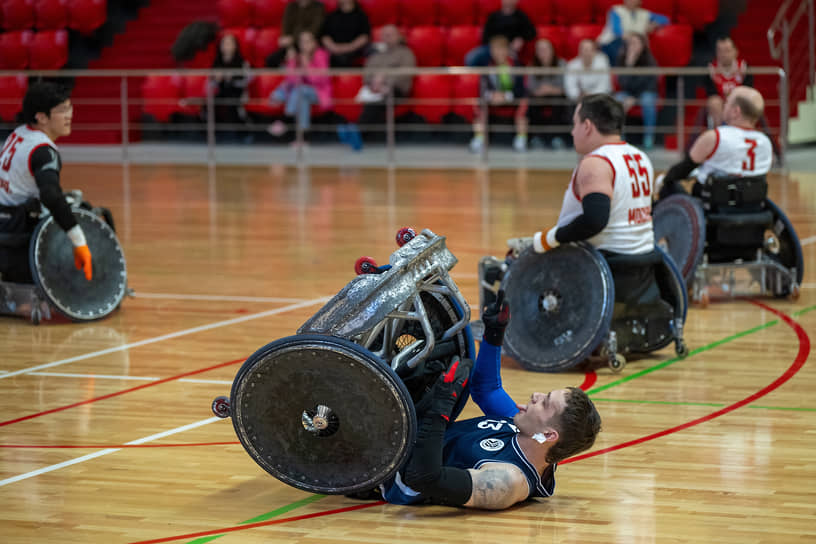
[73,245,93,281]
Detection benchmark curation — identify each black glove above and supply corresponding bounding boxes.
[429,356,473,422]
[482,289,510,346]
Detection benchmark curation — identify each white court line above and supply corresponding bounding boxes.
[131,292,309,303]
[28,372,232,385]
[0,297,330,381]
[0,417,220,487]
[802,283,816,289]
[800,235,816,247]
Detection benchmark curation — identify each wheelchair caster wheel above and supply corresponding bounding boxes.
[212,396,231,418]
[355,256,378,275]
[788,283,800,301]
[675,340,689,358]
[396,227,416,247]
[608,354,625,372]
[30,308,41,325]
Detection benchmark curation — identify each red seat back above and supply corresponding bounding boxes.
[451,74,480,121]
[521,25,566,64]
[28,29,68,69]
[67,0,106,35]
[2,0,35,31]
[476,0,501,25]
[332,74,363,121]
[179,75,210,116]
[565,24,603,58]
[519,0,552,25]
[252,0,287,27]
[593,0,617,24]
[358,0,397,26]
[141,75,183,123]
[245,74,286,116]
[218,0,251,27]
[642,0,675,19]
[551,0,593,25]
[34,0,69,30]
[439,0,477,26]
[253,27,281,68]
[398,0,437,26]
[0,31,33,69]
[675,0,717,29]
[445,25,481,66]
[406,26,445,67]
[411,74,452,124]
[650,24,692,67]
[0,75,28,122]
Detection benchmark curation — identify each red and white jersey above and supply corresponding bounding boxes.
[708,59,749,98]
[0,125,58,206]
[694,125,773,182]
[557,142,655,254]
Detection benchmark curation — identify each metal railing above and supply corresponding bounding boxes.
[0,65,789,167]
[768,0,814,112]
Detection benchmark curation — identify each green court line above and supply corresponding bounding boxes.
[185,494,326,544]
[591,397,816,412]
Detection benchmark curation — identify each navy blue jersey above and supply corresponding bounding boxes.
[381,415,556,504]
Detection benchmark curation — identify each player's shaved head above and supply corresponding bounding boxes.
[729,86,764,123]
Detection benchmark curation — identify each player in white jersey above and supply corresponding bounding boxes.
[529,93,654,256]
[0,81,92,284]
[657,86,772,200]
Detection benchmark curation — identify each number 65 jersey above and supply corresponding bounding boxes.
[556,142,655,255]
[693,125,773,182]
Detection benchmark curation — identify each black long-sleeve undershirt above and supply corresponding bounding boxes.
[30,145,76,232]
[554,192,611,244]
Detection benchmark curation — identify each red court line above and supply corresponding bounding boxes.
[0,358,245,428]
[563,300,810,465]
[129,502,386,544]
[578,371,597,391]
[0,442,241,449]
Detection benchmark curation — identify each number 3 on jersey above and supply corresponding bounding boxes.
[623,153,650,198]
[742,138,757,171]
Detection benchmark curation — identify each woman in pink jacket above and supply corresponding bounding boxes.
[270,30,333,134]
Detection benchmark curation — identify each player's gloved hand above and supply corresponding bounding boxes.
[532,227,559,253]
[482,289,510,346]
[73,245,93,281]
[430,356,473,423]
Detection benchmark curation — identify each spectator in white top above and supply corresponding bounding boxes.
[596,0,670,62]
[565,40,612,103]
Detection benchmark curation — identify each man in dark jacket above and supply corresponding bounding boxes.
[465,0,536,66]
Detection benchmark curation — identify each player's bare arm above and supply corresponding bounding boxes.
[464,463,530,510]
[575,155,615,199]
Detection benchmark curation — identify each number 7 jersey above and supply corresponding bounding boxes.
[693,125,773,182]
[557,141,655,255]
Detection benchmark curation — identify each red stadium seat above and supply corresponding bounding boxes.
[675,0,717,29]
[411,74,452,124]
[406,26,445,67]
[476,0,500,26]
[593,0,617,24]
[650,24,692,67]
[252,0,287,27]
[218,0,251,27]
[551,0,593,25]
[0,30,33,69]
[245,74,286,116]
[565,24,603,58]
[182,41,217,68]
[451,74,480,122]
[178,75,209,116]
[222,27,257,64]
[253,27,280,68]
[439,0,477,26]
[67,0,106,35]
[358,0,397,26]
[642,0,675,19]
[521,25,566,62]
[398,0,437,26]
[141,75,183,123]
[28,29,68,69]
[519,0,552,25]
[1,0,35,31]
[445,25,481,66]
[0,75,28,122]
[332,74,363,121]
[34,0,69,30]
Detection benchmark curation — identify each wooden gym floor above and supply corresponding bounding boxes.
[1,164,814,543]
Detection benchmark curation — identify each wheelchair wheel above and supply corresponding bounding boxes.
[764,199,804,297]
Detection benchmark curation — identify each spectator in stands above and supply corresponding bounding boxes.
[614,33,658,149]
[702,36,753,128]
[268,30,332,138]
[526,38,569,150]
[338,25,416,151]
[465,0,536,67]
[265,0,326,67]
[470,35,529,153]
[597,0,669,62]
[211,33,250,141]
[320,0,371,67]
[565,40,612,104]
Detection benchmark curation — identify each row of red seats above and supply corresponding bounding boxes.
[192,23,691,69]
[0,75,27,122]
[0,0,106,34]
[220,0,716,31]
[0,29,68,70]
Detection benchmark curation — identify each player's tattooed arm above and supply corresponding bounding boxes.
[464,463,530,510]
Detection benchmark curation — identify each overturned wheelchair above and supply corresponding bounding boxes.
[0,191,127,324]
[212,228,476,495]
[654,174,802,306]
[478,241,688,374]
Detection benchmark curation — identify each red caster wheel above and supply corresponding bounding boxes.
[212,396,231,418]
[396,227,416,247]
[355,256,378,275]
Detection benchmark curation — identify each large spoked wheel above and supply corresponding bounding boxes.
[764,198,804,297]
[653,194,706,285]
[229,334,416,495]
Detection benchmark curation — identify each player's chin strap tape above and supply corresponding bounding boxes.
[554,192,611,244]
[403,413,473,506]
[658,153,700,200]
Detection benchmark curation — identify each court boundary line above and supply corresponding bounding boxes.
[131,292,311,303]
[0,297,330,381]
